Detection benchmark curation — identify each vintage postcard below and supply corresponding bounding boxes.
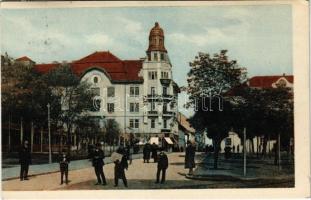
[1,1,310,199]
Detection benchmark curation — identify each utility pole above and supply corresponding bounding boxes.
[243,127,247,176]
[47,103,52,164]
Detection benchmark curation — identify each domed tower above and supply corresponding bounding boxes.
[146,22,169,62]
[142,22,176,141]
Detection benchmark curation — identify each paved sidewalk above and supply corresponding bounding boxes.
[2,153,143,181]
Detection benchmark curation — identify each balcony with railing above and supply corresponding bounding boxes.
[148,110,158,116]
[160,78,171,85]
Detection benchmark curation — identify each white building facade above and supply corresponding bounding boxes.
[36,22,179,145]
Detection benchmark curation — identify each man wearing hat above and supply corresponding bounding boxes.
[155,149,168,184]
[92,143,107,185]
[19,140,32,181]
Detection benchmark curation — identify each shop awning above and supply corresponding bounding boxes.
[149,137,159,145]
[164,137,174,144]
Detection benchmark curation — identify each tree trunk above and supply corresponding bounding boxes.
[262,136,267,158]
[8,113,11,152]
[256,136,259,158]
[213,139,220,169]
[20,118,23,145]
[40,127,43,153]
[31,121,34,153]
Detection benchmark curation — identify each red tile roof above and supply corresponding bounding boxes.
[177,112,195,134]
[35,63,60,74]
[248,75,293,88]
[34,51,143,83]
[15,56,34,62]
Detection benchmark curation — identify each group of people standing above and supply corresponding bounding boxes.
[143,142,158,163]
[18,140,196,187]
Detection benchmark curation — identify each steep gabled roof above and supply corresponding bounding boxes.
[177,112,195,134]
[15,56,34,62]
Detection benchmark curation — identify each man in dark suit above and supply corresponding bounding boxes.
[92,143,106,185]
[151,143,158,163]
[19,140,32,181]
[59,151,70,185]
[143,143,151,163]
[155,150,168,184]
[114,147,128,187]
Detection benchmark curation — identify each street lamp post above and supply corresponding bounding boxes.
[47,103,52,164]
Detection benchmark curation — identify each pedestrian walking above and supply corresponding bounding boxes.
[185,141,196,175]
[91,143,107,185]
[114,148,128,187]
[59,151,70,185]
[151,143,158,163]
[19,140,31,181]
[155,150,168,184]
[143,143,151,163]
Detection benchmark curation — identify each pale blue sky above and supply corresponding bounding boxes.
[1,5,292,117]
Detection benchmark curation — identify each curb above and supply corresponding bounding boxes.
[185,174,294,182]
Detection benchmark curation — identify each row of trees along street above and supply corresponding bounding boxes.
[186,50,293,169]
[1,54,121,156]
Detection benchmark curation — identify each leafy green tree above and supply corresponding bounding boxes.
[43,65,95,148]
[103,119,120,146]
[187,50,247,169]
[233,85,293,160]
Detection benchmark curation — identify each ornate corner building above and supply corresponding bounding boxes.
[33,22,180,147]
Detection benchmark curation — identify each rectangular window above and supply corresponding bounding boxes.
[163,102,167,112]
[107,103,114,113]
[163,87,167,95]
[163,119,167,129]
[151,119,155,128]
[225,138,232,146]
[129,119,134,128]
[130,119,139,128]
[161,71,169,79]
[130,86,139,97]
[151,87,156,96]
[151,102,156,111]
[135,119,139,128]
[154,52,158,61]
[160,53,164,61]
[148,71,157,80]
[130,103,139,112]
[107,87,115,97]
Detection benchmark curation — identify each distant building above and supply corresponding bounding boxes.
[176,112,195,149]
[221,74,293,153]
[15,56,36,66]
[247,74,293,89]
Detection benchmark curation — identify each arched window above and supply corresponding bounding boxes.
[93,76,98,84]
